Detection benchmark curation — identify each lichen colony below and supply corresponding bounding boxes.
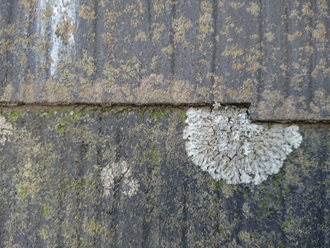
[183,104,303,185]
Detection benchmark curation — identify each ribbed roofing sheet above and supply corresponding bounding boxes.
[0,0,329,120]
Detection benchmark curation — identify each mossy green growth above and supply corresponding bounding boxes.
[180,110,186,125]
[19,186,27,196]
[107,106,185,128]
[43,203,49,218]
[36,109,45,115]
[214,181,223,192]
[151,108,167,129]
[9,111,21,122]
[49,109,58,116]
[144,148,159,167]
[244,188,249,200]
[283,216,291,229]
[55,110,81,135]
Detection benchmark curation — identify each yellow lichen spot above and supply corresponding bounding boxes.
[312,58,326,79]
[288,34,296,42]
[198,5,214,51]
[265,32,275,42]
[102,11,120,45]
[289,10,299,19]
[149,74,163,84]
[196,85,209,99]
[138,0,145,13]
[317,0,328,17]
[200,59,211,68]
[261,90,284,109]
[78,5,97,23]
[310,102,320,113]
[293,63,300,70]
[302,2,314,17]
[20,56,27,67]
[121,84,131,97]
[1,83,15,101]
[323,67,330,77]
[313,23,327,43]
[227,89,238,99]
[40,1,52,27]
[135,30,147,42]
[99,0,106,8]
[232,63,244,70]
[291,73,303,89]
[162,44,174,58]
[247,2,260,16]
[172,15,193,45]
[78,50,95,77]
[236,27,243,34]
[250,34,259,39]
[54,19,77,46]
[153,0,165,18]
[151,55,158,71]
[305,24,312,33]
[245,46,262,74]
[131,19,139,28]
[201,1,213,13]
[222,45,243,58]
[152,23,165,43]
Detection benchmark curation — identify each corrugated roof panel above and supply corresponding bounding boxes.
[0,0,330,120]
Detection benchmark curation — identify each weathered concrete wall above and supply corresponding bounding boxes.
[0,107,329,247]
[0,0,330,120]
[1,1,330,247]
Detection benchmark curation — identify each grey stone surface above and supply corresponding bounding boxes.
[1,1,330,247]
[0,107,329,247]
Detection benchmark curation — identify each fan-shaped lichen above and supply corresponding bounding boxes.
[183,104,303,185]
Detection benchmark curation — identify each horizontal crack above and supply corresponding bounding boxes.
[0,101,251,108]
[0,102,329,124]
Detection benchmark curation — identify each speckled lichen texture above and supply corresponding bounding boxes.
[183,106,303,185]
[0,107,329,247]
[1,0,330,121]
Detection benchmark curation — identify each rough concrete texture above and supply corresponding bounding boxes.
[0,0,330,120]
[0,107,329,247]
[1,1,330,247]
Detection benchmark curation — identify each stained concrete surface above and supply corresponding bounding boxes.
[1,0,330,247]
[0,107,329,247]
[0,0,330,120]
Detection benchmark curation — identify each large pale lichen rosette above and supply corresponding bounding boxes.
[183,105,303,185]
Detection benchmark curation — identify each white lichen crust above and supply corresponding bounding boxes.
[0,116,13,145]
[101,161,140,197]
[183,105,303,185]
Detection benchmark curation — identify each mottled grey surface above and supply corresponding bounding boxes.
[0,0,330,120]
[0,107,329,247]
[1,1,330,247]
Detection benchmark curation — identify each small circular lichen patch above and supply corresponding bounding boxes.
[0,116,13,145]
[101,161,140,197]
[183,104,303,185]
